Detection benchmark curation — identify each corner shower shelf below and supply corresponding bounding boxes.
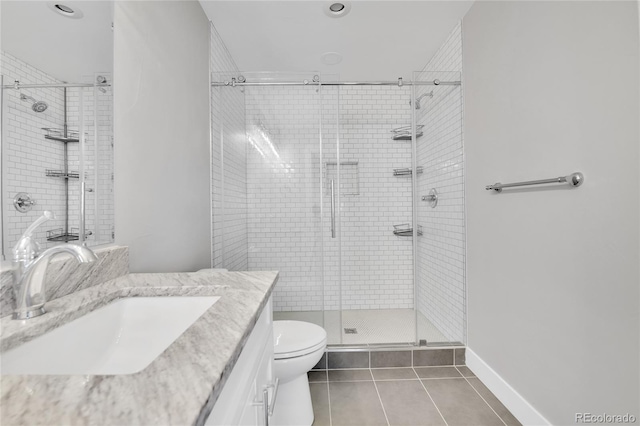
[42,128,80,143]
[46,170,80,179]
[46,228,93,242]
[393,167,423,177]
[393,224,423,237]
[391,125,423,141]
[44,135,79,143]
[47,228,79,242]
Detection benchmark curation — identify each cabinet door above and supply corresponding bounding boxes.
[238,383,259,426]
[240,313,275,426]
[254,335,275,425]
[206,298,273,426]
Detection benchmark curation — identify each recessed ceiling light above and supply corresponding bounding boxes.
[324,1,351,18]
[47,2,84,19]
[321,52,343,66]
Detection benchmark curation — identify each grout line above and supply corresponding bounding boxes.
[413,365,449,426]
[370,366,417,370]
[326,376,333,426]
[370,368,391,426]
[371,378,421,382]
[414,376,465,380]
[326,367,371,371]
[456,367,509,426]
[412,365,461,369]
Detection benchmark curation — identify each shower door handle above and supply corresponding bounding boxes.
[330,179,336,238]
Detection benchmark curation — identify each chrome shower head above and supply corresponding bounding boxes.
[32,101,48,113]
[20,94,48,113]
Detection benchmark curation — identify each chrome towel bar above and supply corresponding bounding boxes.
[486,172,584,193]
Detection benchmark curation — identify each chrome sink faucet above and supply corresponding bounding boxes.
[12,211,98,320]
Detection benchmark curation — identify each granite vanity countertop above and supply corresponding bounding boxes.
[0,270,279,426]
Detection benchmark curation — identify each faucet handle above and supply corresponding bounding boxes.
[13,211,55,261]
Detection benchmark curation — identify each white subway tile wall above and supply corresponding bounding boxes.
[210,23,248,270]
[245,84,325,311]
[329,86,415,311]
[2,52,114,257]
[415,22,466,343]
[2,53,68,254]
[243,84,415,311]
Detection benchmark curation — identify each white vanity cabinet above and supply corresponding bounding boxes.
[206,297,276,426]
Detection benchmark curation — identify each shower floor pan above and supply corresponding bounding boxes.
[273,308,454,347]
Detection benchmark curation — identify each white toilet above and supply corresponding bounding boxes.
[271,320,327,426]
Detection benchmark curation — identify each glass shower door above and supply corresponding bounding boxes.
[333,83,417,346]
[413,70,466,346]
[319,76,341,344]
[211,72,329,330]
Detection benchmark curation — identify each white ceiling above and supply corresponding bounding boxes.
[1,1,113,83]
[0,1,472,84]
[200,1,474,81]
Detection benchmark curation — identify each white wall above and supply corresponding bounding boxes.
[114,0,211,272]
[463,1,639,424]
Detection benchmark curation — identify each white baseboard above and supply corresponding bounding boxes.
[466,348,551,426]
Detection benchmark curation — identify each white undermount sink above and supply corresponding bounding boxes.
[0,296,220,375]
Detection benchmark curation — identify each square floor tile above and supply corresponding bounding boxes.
[371,368,418,380]
[455,366,476,377]
[328,351,369,369]
[414,366,462,379]
[329,381,387,425]
[371,350,412,368]
[308,370,328,383]
[376,380,446,425]
[421,378,504,426]
[467,378,522,426]
[413,349,454,366]
[328,369,373,382]
[310,382,331,426]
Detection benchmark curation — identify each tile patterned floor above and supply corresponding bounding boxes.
[308,366,521,426]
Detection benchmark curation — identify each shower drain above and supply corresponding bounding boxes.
[344,328,358,334]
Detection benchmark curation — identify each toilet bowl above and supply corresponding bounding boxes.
[271,320,327,426]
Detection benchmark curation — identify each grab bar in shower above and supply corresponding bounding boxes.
[486,172,584,193]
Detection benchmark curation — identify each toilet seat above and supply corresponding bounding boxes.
[274,321,327,360]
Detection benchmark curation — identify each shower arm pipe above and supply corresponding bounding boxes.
[211,80,461,87]
[3,83,111,89]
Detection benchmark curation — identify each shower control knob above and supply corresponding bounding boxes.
[13,193,36,213]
